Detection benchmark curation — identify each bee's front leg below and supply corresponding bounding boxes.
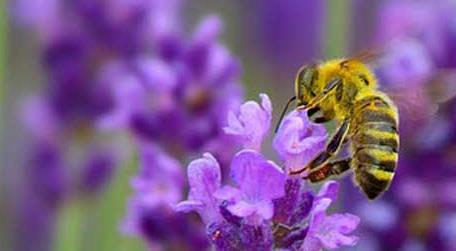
[289,118,350,175]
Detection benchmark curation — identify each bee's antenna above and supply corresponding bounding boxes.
[274,96,297,133]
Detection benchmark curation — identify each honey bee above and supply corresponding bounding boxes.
[276,54,400,200]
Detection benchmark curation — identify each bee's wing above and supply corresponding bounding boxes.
[385,86,438,122]
[350,48,385,64]
[426,69,456,104]
[382,70,456,121]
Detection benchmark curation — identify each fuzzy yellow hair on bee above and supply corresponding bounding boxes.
[278,56,399,200]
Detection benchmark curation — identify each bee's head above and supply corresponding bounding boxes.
[295,64,318,106]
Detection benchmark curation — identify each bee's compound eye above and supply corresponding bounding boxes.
[297,68,307,84]
[297,65,315,85]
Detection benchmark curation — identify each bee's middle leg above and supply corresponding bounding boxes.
[289,118,350,175]
[307,157,352,182]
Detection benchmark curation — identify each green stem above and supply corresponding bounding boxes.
[325,0,351,58]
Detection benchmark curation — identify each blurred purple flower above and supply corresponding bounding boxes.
[79,149,116,195]
[130,144,184,206]
[122,144,209,250]
[14,192,57,251]
[357,201,398,233]
[13,1,188,251]
[224,94,272,151]
[25,142,67,209]
[99,15,243,158]
[15,0,181,55]
[273,110,327,173]
[376,0,456,68]
[377,38,434,88]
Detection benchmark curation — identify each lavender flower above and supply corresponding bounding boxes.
[176,94,360,250]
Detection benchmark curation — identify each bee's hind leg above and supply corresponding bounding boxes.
[289,118,350,175]
[307,157,352,182]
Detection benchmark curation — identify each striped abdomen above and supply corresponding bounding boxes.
[351,95,399,199]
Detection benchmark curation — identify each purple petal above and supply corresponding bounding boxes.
[305,198,360,250]
[227,201,258,218]
[135,58,177,91]
[316,181,339,202]
[260,93,272,116]
[96,62,146,130]
[224,94,272,151]
[255,200,274,220]
[186,15,223,77]
[273,111,327,173]
[230,149,286,201]
[308,198,332,228]
[177,153,222,223]
[205,44,240,86]
[315,213,360,249]
[300,236,322,251]
[323,213,361,235]
[191,15,222,47]
[174,200,204,213]
[214,186,243,202]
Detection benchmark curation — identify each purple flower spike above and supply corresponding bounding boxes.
[175,153,222,224]
[214,150,286,225]
[224,94,272,151]
[301,198,360,251]
[273,110,327,173]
